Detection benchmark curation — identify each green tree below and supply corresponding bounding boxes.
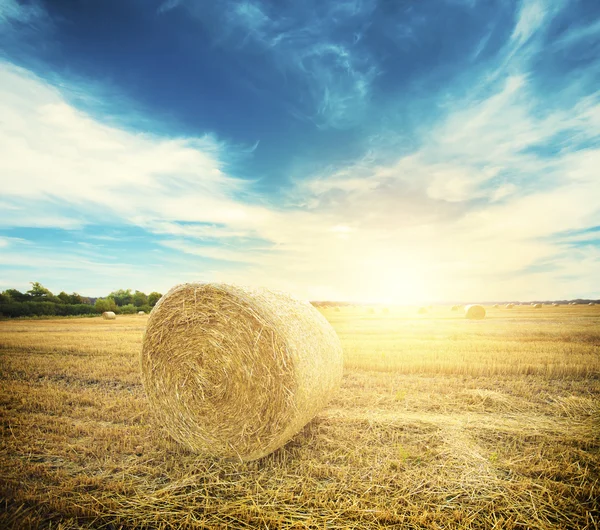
[108,289,132,307]
[95,298,117,313]
[69,292,84,304]
[132,290,148,307]
[27,282,53,299]
[3,289,30,302]
[148,292,162,307]
[57,291,71,304]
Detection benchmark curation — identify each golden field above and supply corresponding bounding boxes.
[1,305,599,529]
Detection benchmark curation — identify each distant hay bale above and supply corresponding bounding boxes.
[367,307,375,314]
[589,303,595,306]
[493,304,499,308]
[382,307,389,314]
[534,303,542,309]
[334,306,341,312]
[140,283,343,462]
[451,305,459,311]
[417,307,428,315]
[464,304,486,320]
[552,303,559,307]
[138,311,146,315]
[102,311,116,320]
[505,304,514,309]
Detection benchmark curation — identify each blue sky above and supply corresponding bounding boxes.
[0,0,599,302]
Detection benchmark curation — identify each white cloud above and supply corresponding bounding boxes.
[510,0,547,47]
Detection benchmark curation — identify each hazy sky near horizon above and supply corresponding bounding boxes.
[0,0,599,303]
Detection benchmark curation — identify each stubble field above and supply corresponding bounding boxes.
[1,305,599,529]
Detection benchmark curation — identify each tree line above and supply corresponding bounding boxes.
[0,282,163,318]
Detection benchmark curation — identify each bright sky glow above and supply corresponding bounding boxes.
[0,0,599,303]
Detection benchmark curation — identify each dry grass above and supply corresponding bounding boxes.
[1,305,599,529]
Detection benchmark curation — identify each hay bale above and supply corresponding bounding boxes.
[140,283,343,461]
[102,311,116,320]
[334,306,341,312]
[451,305,459,311]
[382,307,389,314]
[505,304,514,309]
[138,311,146,315]
[534,303,542,309]
[589,302,595,306]
[367,307,375,314]
[464,304,486,320]
[493,304,499,308]
[417,307,428,315]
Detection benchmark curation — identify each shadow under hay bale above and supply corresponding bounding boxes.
[141,283,343,462]
[464,304,486,320]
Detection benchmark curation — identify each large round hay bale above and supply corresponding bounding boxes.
[140,283,343,462]
[505,303,514,309]
[534,303,542,309]
[102,311,116,320]
[464,304,486,320]
[138,311,146,315]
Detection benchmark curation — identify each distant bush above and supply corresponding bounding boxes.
[0,302,100,318]
[118,304,138,315]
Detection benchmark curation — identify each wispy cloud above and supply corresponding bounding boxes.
[178,0,378,129]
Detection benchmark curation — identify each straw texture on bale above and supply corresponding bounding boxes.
[102,311,116,320]
[141,283,343,462]
[464,304,486,320]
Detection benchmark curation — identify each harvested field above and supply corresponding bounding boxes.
[1,305,599,529]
